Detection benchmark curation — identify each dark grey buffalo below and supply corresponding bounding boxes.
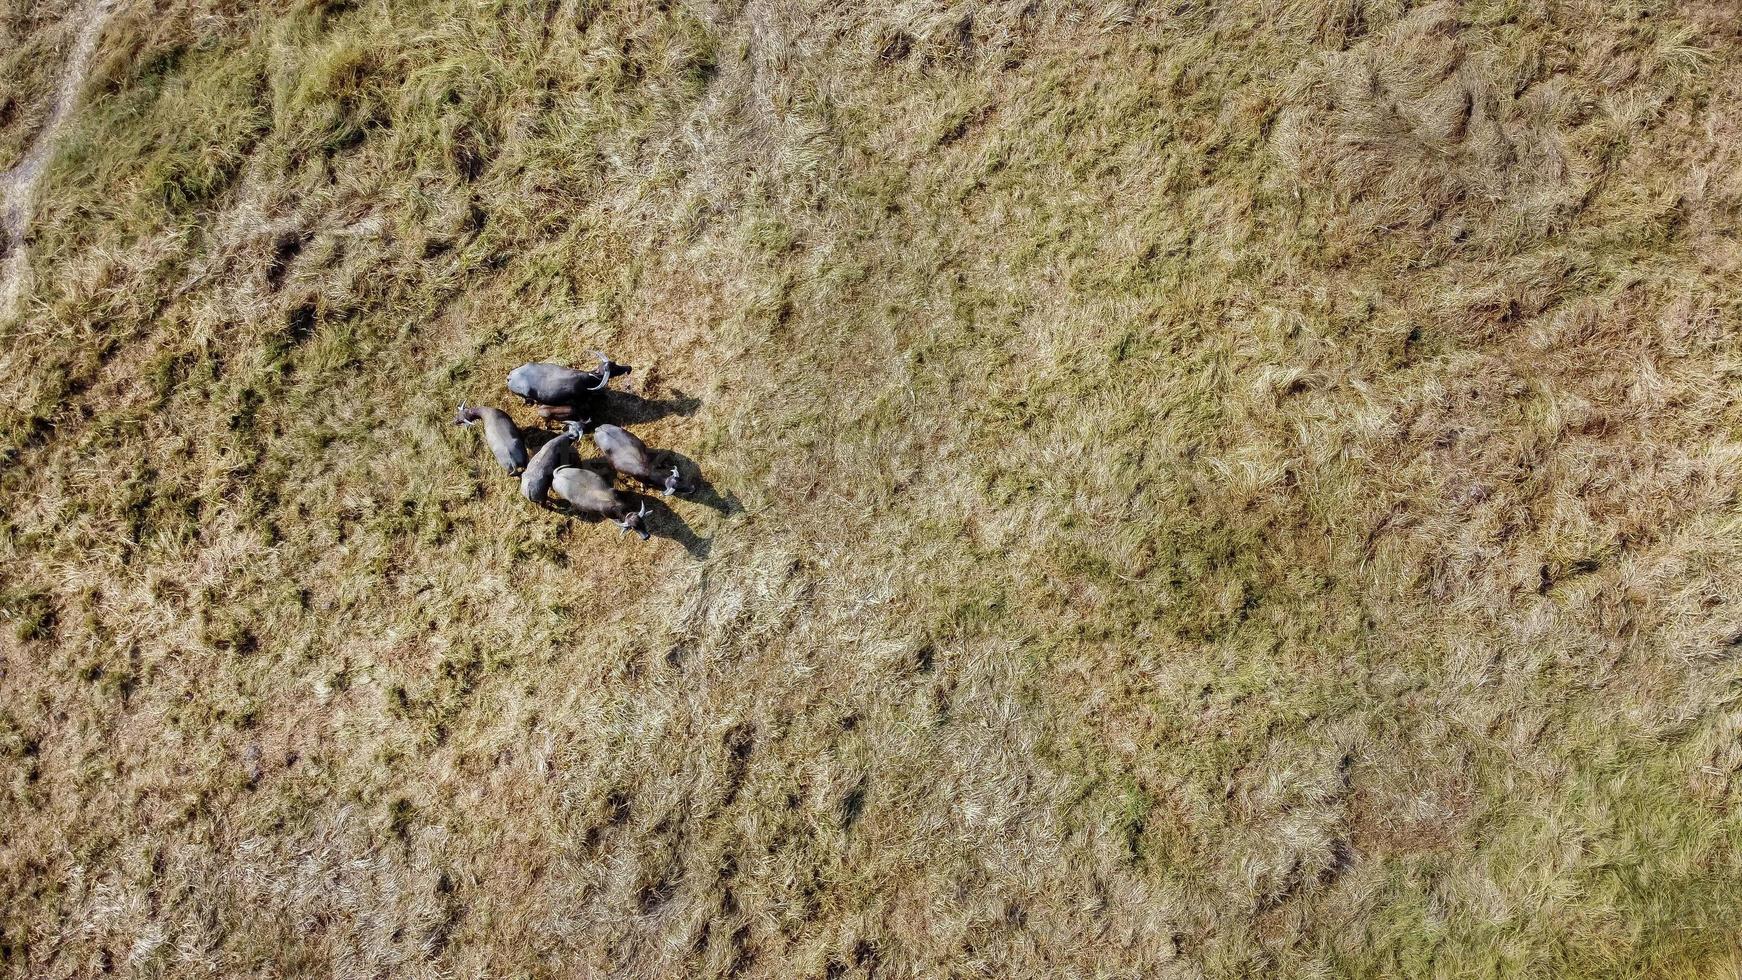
[506,352,632,406]
[454,402,528,475]
[592,423,685,496]
[520,421,583,506]
[550,467,650,539]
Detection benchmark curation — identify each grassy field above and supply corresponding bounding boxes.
[3,0,1742,975]
[0,0,83,174]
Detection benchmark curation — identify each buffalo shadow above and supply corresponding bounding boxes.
[632,493,712,559]
[599,387,702,427]
[518,389,700,448]
[655,449,739,516]
[558,495,711,560]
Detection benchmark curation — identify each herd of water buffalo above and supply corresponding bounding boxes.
[455,352,690,541]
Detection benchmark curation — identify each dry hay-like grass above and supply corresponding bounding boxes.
[0,0,87,174]
[3,0,1742,977]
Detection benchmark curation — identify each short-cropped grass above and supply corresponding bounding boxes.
[3,0,1742,976]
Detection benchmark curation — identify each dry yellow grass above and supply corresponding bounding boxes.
[0,0,84,174]
[3,0,1742,976]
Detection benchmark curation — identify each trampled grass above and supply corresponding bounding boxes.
[3,0,1742,976]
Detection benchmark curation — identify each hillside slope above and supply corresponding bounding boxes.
[3,1,1742,976]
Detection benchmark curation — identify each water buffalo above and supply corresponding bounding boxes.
[550,466,650,539]
[592,423,686,496]
[506,352,632,406]
[454,402,528,475]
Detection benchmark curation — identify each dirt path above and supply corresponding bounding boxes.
[0,0,117,316]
